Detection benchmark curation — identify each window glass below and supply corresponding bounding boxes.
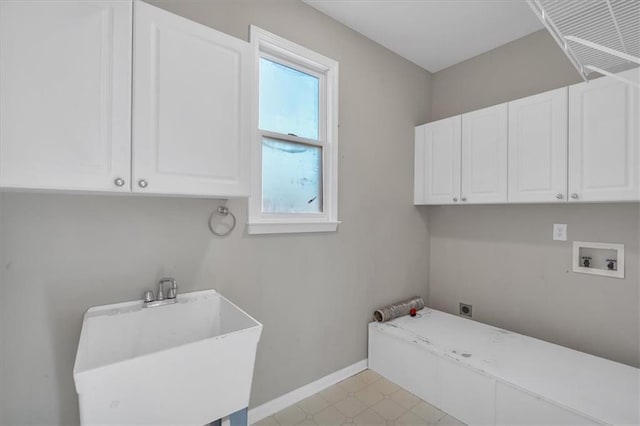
[262,137,323,213]
[259,57,320,140]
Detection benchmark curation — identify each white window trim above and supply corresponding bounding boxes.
[248,26,339,235]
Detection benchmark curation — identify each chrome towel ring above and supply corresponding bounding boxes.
[208,206,236,237]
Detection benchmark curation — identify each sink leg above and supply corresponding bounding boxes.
[230,407,248,426]
[207,408,248,426]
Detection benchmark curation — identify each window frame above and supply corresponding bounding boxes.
[248,26,339,235]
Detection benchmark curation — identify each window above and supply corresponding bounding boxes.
[248,26,339,234]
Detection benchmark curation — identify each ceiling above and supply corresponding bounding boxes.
[303,0,545,73]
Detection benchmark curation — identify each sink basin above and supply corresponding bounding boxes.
[73,289,262,425]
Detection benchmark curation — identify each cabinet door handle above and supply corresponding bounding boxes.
[114,177,125,187]
[138,179,148,188]
[461,197,467,202]
[556,193,563,200]
[570,193,578,199]
[453,197,458,202]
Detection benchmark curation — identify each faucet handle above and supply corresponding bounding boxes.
[143,290,154,303]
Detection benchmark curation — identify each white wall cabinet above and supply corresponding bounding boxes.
[415,70,639,206]
[132,1,252,197]
[508,88,568,203]
[0,0,252,198]
[414,116,461,204]
[415,104,509,205]
[461,104,508,204]
[568,68,640,203]
[0,0,133,192]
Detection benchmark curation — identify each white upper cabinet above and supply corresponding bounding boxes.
[568,68,640,202]
[414,70,638,206]
[132,1,252,197]
[508,88,568,203]
[0,0,133,192]
[461,104,508,204]
[1,0,252,198]
[414,116,461,205]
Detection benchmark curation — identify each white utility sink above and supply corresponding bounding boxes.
[73,289,262,425]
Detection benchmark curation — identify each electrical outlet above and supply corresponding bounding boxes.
[553,224,567,241]
[459,303,472,318]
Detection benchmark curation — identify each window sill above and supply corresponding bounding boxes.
[247,221,340,235]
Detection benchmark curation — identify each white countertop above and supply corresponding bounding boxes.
[370,309,639,425]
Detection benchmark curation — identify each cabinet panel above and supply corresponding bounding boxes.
[461,104,508,204]
[368,327,440,406]
[0,0,132,192]
[508,88,568,203]
[414,116,461,205]
[496,382,598,425]
[568,68,640,202]
[133,1,252,197]
[439,358,495,425]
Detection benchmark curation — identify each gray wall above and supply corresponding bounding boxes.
[431,30,581,122]
[428,31,640,368]
[0,1,431,424]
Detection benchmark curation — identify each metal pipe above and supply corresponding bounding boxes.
[374,297,425,322]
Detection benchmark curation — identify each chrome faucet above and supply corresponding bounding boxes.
[144,277,178,308]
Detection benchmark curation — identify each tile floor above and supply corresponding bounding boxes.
[253,370,466,426]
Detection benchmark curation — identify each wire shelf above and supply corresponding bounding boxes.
[528,0,640,86]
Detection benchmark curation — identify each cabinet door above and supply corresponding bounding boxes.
[414,116,461,205]
[0,0,132,192]
[568,68,640,202]
[508,88,568,203]
[461,104,508,203]
[132,1,252,197]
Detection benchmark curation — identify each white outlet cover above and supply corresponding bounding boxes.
[553,224,567,241]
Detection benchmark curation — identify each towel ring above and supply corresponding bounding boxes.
[208,206,236,237]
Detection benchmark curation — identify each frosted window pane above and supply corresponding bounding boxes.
[259,57,319,140]
[262,138,322,213]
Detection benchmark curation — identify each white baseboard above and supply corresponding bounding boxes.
[248,359,368,424]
